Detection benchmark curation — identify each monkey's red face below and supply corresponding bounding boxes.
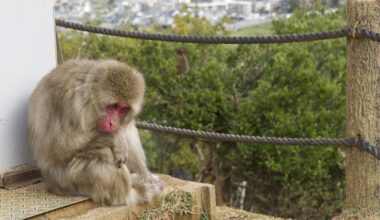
[97,101,131,133]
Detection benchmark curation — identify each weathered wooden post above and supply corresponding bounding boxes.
[346,0,380,209]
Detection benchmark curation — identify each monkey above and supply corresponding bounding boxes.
[175,48,190,75]
[27,59,163,206]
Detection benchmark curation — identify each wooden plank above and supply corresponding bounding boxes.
[55,28,64,65]
[1,164,42,189]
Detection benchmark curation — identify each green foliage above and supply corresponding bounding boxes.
[228,7,346,219]
[59,7,347,219]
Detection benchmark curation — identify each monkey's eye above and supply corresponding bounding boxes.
[119,106,130,115]
[109,103,118,108]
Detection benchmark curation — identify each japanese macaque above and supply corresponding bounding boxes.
[175,48,190,75]
[27,59,163,206]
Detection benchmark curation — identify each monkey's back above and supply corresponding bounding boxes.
[27,60,114,167]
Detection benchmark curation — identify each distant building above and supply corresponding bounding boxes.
[188,1,228,13]
[229,1,252,18]
[188,0,253,19]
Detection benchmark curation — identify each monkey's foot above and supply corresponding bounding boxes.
[125,180,164,206]
[134,175,164,201]
[131,173,164,186]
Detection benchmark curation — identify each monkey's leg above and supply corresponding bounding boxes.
[46,147,162,206]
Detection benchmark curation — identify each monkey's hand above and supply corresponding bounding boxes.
[113,146,127,168]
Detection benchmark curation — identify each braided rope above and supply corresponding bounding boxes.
[136,121,380,160]
[353,28,380,42]
[55,19,380,44]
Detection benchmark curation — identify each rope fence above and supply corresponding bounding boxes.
[55,19,380,44]
[136,121,380,160]
[55,18,380,161]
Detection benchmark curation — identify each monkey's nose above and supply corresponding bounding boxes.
[109,121,114,129]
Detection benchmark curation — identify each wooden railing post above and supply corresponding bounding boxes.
[346,0,380,209]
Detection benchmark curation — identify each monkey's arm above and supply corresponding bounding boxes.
[113,133,128,168]
[124,122,151,180]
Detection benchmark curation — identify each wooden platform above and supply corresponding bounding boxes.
[0,174,216,220]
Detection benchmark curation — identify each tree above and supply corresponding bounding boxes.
[226,7,346,218]
[58,7,347,219]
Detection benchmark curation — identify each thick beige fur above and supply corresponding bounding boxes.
[28,59,163,206]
